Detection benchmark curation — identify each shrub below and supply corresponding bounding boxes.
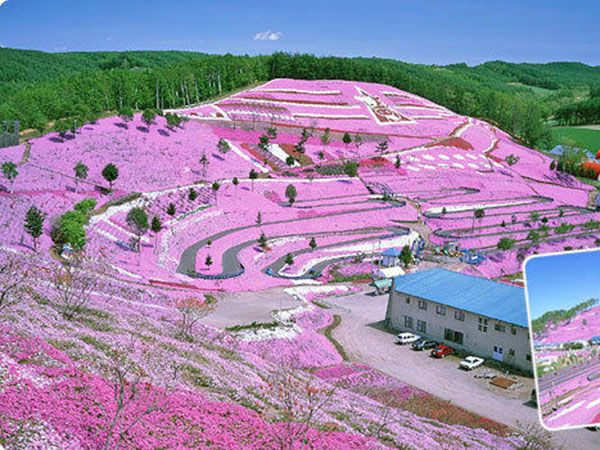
[555,223,575,234]
[74,198,97,216]
[497,238,516,250]
[51,210,88,251]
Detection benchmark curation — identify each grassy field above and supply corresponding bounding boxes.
[550,126,600,151]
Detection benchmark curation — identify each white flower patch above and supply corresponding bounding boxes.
[427,199,536,214]
[422,154,435,161]
[291,279,321,286]
[483,138,499,153]
[292,113,370,120]
[236,323,302,342]
[437,163,450,168]
[454,118,473,137]
[267,143,300,167]
[106,263,144,280]
[235,303,316,342]
[466,154,478,160]
[280,254,351,277]
[256,88,342,95]
[232,97,361,110]
[273,304,313,322]
[323,231,419,255]
[547,401,586,422]
[585,397,600,409]
[407,166,420,172]
[468,163,479,169]
[418,164,436,170]
[452,163,465,169]
[226,139,269,173]
[284,284,352,301]
[452,154,465,160]
[438,154,450,160]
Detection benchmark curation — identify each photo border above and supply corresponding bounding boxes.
[523,246,600,432]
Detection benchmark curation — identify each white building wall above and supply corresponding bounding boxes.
[386,290,533,373]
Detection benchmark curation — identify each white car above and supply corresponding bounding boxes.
[460,356,485,370]
[395,332,420,345]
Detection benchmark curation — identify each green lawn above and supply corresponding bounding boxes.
[550,126,600,152]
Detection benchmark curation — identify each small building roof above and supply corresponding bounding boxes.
[372,279,393,289]
[382,248,402,257]
[393,268,527,327]
[375,266,405,279]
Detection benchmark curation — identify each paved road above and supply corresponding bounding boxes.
[539,359,600,393]
[264,227,408,278]
[326,288,600,449]
[177,202,405,277]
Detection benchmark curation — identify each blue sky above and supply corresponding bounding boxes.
[525,250,600,319]
[0,0,599,65]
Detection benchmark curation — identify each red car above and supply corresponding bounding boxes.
[430,344,454,358]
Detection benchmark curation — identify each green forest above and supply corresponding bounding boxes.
[532,298,598,334]
[1,48,600,148]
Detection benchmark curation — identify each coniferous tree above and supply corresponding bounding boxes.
[24,206,45,252]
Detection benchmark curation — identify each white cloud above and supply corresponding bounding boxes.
[0,1,9,8]
[253,30,283,42]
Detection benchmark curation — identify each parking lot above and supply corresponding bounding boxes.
[326,288,536,422]
[327,287,600,449]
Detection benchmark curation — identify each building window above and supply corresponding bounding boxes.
[444,328,464,345]
[526,354,531,361]
[493,345,503,354]
[478,317,488,332]
[416,320,427,333]
[511,326,517,335]
[404,315,414,330]
[418,300,427,310]
[436,305,446,316]
[509,349,515,356]
[405,297,411,304]
[494,323,506,333]
[454,310,465,321]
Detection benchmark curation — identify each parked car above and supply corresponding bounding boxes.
[459,356,485,370]
[430,344,454,358]
[412,338,437,351]
[395,332,420,345]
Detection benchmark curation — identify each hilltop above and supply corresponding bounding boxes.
[3,48,600,147]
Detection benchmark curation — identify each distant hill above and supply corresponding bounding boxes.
[0,48,207,84]
[1,48,599,147]
[451,61,600,90]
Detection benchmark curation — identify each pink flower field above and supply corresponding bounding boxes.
[3,77,597,448]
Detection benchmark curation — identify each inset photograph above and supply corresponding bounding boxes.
[525,249,600,431]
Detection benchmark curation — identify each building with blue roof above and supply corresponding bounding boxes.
[381,248,402,267]
[385,268,533,373]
